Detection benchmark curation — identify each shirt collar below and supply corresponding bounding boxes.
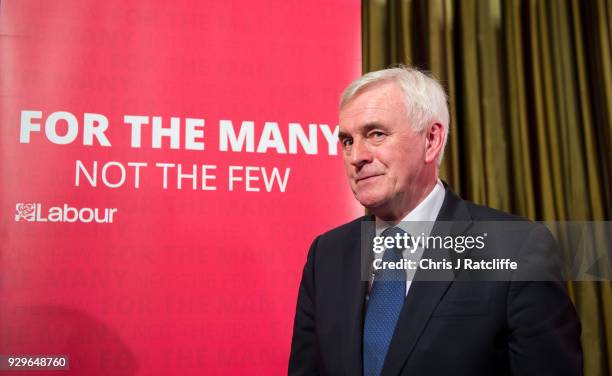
[376,179,446,236]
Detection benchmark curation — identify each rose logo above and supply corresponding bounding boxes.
[15,203,36,221]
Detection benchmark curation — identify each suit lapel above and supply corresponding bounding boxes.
[381,187,473,376]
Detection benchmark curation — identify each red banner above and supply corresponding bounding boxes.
[0,1,362,374]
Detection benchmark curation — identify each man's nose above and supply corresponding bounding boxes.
[349,138,373,168]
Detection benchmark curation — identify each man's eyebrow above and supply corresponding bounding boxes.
[338,122,389,140]
[338,131,351,139]
[362,122,389,132]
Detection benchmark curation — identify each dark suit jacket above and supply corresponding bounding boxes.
[289,187,582,376]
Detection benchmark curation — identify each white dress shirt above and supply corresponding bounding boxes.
[373,179,446,295]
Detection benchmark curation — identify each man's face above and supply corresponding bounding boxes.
[339,82,428,218]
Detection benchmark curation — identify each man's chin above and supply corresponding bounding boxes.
[355,195,403,220]
[354,195,388,212]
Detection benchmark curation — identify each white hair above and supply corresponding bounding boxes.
[339,66,450,164]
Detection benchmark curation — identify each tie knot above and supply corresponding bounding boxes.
[380,227,411,252]
[380,226,405,238]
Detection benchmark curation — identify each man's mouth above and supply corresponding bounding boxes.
[355,174,382,183]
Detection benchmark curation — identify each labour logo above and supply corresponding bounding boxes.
[15,203,36,221]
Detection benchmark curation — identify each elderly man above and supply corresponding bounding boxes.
[288,67,582,376]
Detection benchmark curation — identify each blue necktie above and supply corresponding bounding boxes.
[363,227,407,376]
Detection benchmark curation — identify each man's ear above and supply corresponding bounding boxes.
[424,122,444,164]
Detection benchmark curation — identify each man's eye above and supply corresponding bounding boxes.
[369,131,386,139]
[341,138,353,147]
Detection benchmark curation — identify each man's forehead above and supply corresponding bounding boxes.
[340,82,404,118]
[339,105,395,123]
[339,93,405,130]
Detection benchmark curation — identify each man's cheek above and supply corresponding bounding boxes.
[343,165,354,179]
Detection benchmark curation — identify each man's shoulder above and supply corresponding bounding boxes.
[317,215,370,243]
[462,199,526,221]
[305,216,369,265]
[440,184,533,223]
[447,191,548,233]
[457,196,556,252]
